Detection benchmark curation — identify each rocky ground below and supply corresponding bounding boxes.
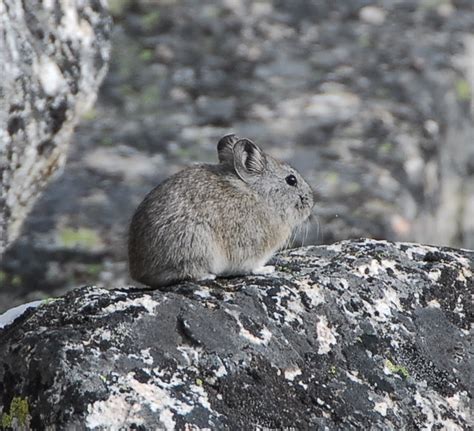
[1,0,473,311]
[1,240,472,429]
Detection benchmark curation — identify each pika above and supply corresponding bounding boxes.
[128,135,314,287]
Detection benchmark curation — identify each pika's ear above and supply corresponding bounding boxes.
[233,139,267,180]
[217,134,239,165]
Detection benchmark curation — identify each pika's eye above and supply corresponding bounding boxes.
[285,174,297,186]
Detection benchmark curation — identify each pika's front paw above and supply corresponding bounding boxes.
[198,273,217,281]
[252,265,275,275]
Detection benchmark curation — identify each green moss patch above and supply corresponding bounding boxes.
[58,227,102,250]
[455,79,471,102]
[1,397,30,428]
[385,359,410,379]
[141,10,161,31]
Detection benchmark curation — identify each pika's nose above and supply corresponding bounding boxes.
[300,194,311,206]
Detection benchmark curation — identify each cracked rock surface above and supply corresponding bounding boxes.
[0,239,472,429]
[0,0,110,254]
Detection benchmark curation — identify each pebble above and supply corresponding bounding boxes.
[359,6,386,25]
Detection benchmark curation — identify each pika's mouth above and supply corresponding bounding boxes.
[297,194,313,210]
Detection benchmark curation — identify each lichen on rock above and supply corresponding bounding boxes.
[0,239,471,429]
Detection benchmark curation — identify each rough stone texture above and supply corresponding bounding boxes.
[0,0,111,254]
[0,239,472,429]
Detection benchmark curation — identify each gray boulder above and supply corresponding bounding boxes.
[0,239,471,429]
[0,0,110,254]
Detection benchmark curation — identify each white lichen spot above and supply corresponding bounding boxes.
[286,294,305,316]
[316,316,337,354]
[225,309,272,345]
[357,259,382,276]
[346,371,363,384]
[296,277,325,307]
[413,390,468,431]
[159,410,175,431]
[153,370,188,390]
[100,329,112,341]
[380,259,397,271]
[445,391,470,417]
[194,289,211,299]
[427,269,441,282]
[36,56,65,96]
[86,394,144,429]
[358,259,400,280]
[102,296,158,314]
[373,287,402,321]
[270,286,306,327]
[454,296,465,317]
[414,392,437,431]
[384,287,402,308]
[141,348,154,366]
[43,0,55,9]
[373,394,396,418]
[373,299,392,319]
[63,341,85,354]
[128,378,171,413]
[457,265,472,283]
[214,364,227,378]
[87,370,207,431]
[89,347,102,359]
[390,338,400,349]
[189,383,213,411]
[401,243,440,260]
[284,367,302,381]
[240,325,272,345]
[177,345,203,367]
[446,392,462,410]
[374,401,388,416]
[338,279,349,290]
[326,243,342,253]
[427,299,441,309]
[61,3,94,46]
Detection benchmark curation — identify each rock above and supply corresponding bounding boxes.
[277,90,361,125]
[0,239,471,429]
[359,6,386,26]
[0,0,111,255]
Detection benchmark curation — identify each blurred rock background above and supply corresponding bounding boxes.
[1,0,473,311]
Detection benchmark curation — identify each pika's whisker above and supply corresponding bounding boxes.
[303,222,309,247]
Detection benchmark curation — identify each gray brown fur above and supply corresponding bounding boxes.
[128,135,314,287]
